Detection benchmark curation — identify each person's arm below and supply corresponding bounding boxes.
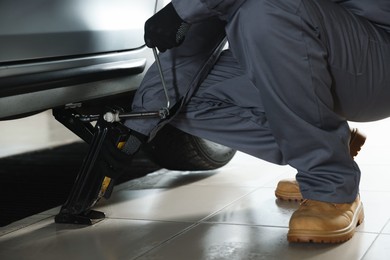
[172,0,247,23]
[144,0,246,52]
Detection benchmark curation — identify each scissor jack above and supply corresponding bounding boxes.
[54,48,170,225]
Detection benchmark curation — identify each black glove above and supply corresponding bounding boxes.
[144,3,191,52]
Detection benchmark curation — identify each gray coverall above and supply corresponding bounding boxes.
[125,0,390,203]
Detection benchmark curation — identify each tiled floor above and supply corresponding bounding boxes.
[1,111,390,259]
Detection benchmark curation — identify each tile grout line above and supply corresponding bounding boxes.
[131,186,266,259]
[359,217,390,259]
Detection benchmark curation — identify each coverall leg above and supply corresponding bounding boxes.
[222,0,390,203]
[170,49,285,165]
[126,0,390,204]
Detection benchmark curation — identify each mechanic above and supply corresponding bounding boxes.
[102,0,390,243]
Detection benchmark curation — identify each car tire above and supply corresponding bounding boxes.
[143,124,236,171]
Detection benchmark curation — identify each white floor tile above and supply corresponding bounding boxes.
[0,217,191,260]
[205,188,298,227]
[358,191,390,233]
[0,215,51,237]
[359,164,390,192]
[138,223,377,260]
[362,234,390,260]
[96,185,255,222]
[381,220,390,234]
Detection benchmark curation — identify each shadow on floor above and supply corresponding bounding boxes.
[0,142,160,227]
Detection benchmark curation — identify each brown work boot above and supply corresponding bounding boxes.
[288,195,364,243]
[275,128,366,201]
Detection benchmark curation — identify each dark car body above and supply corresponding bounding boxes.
[0,0,163,119]
[0,0,235,171]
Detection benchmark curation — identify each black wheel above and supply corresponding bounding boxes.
[143,124,236,171]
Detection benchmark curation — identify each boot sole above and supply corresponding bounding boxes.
[275,190,302,202]
[287,202,364,243]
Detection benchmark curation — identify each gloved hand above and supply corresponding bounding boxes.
[144,3,191,52]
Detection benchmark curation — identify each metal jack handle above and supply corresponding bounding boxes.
[103,48,171,123]
[152,47,170,110]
